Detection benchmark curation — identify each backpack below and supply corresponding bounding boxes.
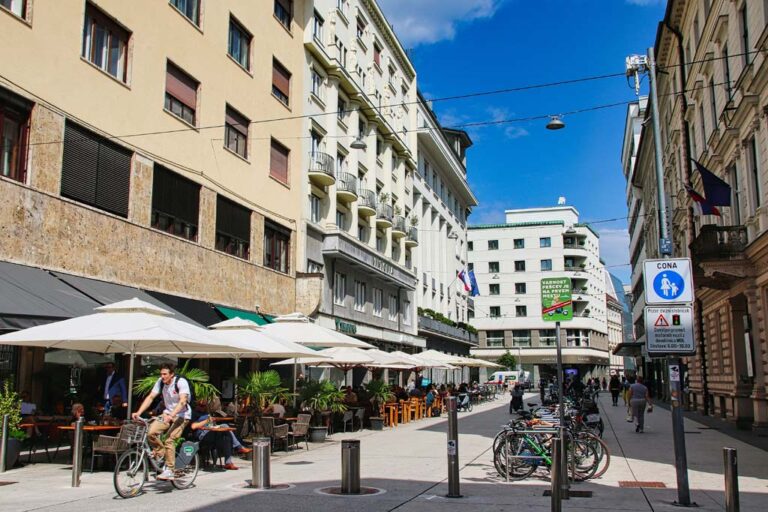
[157,375,194,410]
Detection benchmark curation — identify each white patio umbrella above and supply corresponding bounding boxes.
[272,346,376,386]
[0,298,247,411]
[44,349,114,368]
[364,349,417,370]
[263,313,374,348]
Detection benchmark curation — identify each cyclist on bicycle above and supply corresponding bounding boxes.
[132,363,191,481]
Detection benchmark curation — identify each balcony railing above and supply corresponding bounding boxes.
[308,151,335,184]
[336,172,358,201]
[418,315,479,344]
[486,337,505,348]
[357,189,376,212]
[691,224,748,262]
[406,226,418,246]
[376,203,393,222]
[392,215,406,237]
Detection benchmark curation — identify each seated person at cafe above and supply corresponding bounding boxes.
[71,403,86,424]
[107,394,127,421]
[409,386,424,398]
[190,397,250,470]
[425,385,436,411]
[20,391,37,417]
[343,386,358,404]
[264,400,286,419]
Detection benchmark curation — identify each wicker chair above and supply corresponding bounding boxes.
[297,413,312,424]
[288,421,309,451]
[272,424,289,452]
[255,416,274,438]
[90,424,130,473]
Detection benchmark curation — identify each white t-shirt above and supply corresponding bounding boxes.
[152,376,191,420]
[271,404,286,418]
[21,401,37,415]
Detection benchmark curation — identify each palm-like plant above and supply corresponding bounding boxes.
[133,361,219,402]
[364,380,394,417]
[299,380,347,426]
[237,370,290,416]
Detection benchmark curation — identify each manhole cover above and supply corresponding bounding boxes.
[543,490,593,498]
[619,481,667,488]
[317,486,385,496]
[0,482,17,487]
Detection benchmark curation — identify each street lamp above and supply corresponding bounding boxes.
[546,115,566,130]
[350,136,367,150]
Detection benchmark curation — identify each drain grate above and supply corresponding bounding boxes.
[0,482,17,487]
[619,481,666,488]
[684,431,701,434]
[543,490,593,498]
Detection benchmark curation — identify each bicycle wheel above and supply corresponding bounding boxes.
[568,439,599,481]
[467,402,474,412]
[583,434,610,479]
[114,449,148,499]
[171,453,199,490]
[493,435,537,481]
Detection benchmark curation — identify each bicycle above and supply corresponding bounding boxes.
[113,417,200,498]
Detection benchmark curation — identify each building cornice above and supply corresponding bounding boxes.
[360,0,416,81]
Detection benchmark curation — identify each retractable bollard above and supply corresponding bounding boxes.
[446,396,462,498]
[0,414,9,473]
[71,418,84,487]
[551,439,562,512]
[341,440,361,494]
[250,437,271,489]
[724,448,739,512]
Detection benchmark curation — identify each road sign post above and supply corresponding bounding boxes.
[541,277,572,496]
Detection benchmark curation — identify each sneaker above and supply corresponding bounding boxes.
[236,446,252,454]
[635,425,640,433]
[223,463,239,470]
[157,469,175,481]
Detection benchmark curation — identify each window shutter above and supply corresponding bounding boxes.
[94,139,131,217]
[216,196,251,241]
[270,139,289,183]
[272,60,290,99]
[61,122,99,207]
[152,165,200,225]
[166,63,197,109]
[226,107,248,136]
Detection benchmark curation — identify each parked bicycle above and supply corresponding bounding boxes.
[113,417,200,498]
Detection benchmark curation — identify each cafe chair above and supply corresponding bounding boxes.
[90,425,130,473]
[354,408,365,431]
[272,424,289,452]
[341,410,354,432]
[288,421,309,451]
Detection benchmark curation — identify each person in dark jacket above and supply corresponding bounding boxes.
[608,375,622,406]
[509,384,524,413]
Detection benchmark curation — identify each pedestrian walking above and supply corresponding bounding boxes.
[601,377,607,391]
[538,378,546,402]
[629,376,652,432]
[608,374,621,406]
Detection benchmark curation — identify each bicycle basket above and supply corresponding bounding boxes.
[123,423,148,445]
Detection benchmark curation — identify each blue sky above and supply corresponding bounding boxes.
[378,0,667,283]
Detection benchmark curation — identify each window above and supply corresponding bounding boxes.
[539,237,551,248]
[356,16,366,40]
[336,210,346,229]
[489,306,501,318]
[516,306,527,317]
[1,0,25,19]
[540,259,552,271]
[388,294,398,321]
[373,288,383,317]
[307,260,323,273]
[488,240,499,250]
[514,260,526,272]
[486,330,504,348]
[748,137,761,211]
[358,223,369,243]
[270,138,290,184]
[489,261,500,273]
[274,0,292,29]
[169,0,199,25]
[376,136,383,157]
[228,17,251,70]
[489,284,500,295]
[165,62,198,125]
[310,194,321,223]
[61,121,131,217]
[539,329,557,346]
[513,238,524,249]
[311,67,324,101]
[403,300,411,325]
[709,78,718,130]
[468,241,473,251]
[335,38,348,67]
[354,281,366,312]
[334,272,346,306]
[729,164,741,225]
[373,43,382,68]
[264,221,291,272]
[512,329,531,346]
[338,95,349,123]
[151,164,200,241]
[216,196,251,259]
[468,262,474,271]
[740,4,750,66]
[225,106,249,158]
[515,282,526,294]
[82,2,131,83]
[376,233,384,252]
[0,90,31,183]
[272,59,291,106]
[312,10,324,41]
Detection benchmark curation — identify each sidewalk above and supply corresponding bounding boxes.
[0,394,765,511]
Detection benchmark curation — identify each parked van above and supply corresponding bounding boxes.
[488,371,532,389]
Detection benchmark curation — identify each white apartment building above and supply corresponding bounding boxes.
[605,271,626,375]
[298,0,423,353]
[413,94,479,357]
[469,207,610,382]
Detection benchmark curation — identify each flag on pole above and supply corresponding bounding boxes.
[468,270,480,297]
[457,270,471,292]
[692,160,731,206]
[686,186,721,216]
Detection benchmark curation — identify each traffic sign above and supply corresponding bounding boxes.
[645,306,695,355]
[541,277,572,322]
[643,258,694,304]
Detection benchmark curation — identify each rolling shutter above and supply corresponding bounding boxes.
[269,139,289,183]
[216,195,250,241]
[152,165,200,225]
[166,63,198,110]
[272,60,290,100]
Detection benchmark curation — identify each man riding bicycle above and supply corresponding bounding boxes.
[132,363,191,481]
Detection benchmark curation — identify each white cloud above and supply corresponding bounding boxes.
[598,228,631,282]
[378,0,505,47]
[626,0,663,5]
[468,200,507,225]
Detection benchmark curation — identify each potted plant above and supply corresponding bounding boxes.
[237,370,290,421]
[299,381,347,442]
[378,191,390,204]
[364,380,394,431]
[409,216,419,227]
[133,361,220,403]
[0,380,25,469]
[393,204,403,217]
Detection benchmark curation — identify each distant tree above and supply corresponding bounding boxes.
[497,351,517,371]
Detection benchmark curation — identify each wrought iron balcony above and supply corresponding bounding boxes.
[376,203,393,228]
[357,188,376,217]
[392,215,407,238]
[405,226,419,247]
[308,151,335,186]
[691,225,748,262]
[418,315,478,344]
[336,172,358,202]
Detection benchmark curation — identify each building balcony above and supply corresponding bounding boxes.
[376,203,393,229]
[357,189,376,217]
[392,215,407,239]
[564,264,587,272]
[405,226,419,247]
[691,225,748,262]
[418,315,479,345]
[336,172,358,203]
[308,152,335,186]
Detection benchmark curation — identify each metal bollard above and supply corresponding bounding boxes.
[724,448,739,512]
[71,418,84,487]
[341,439,361,494]
[446,396,462,498]
[250,437,271,489]
[0,414,8,473]
[551,439,561,512]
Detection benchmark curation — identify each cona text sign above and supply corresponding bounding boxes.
[643,258,694,304]
[644,306,695,356]
[541,277,572,322]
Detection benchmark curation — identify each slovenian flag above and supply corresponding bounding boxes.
[686,186,721,216]
[457,270,471,292]
[692,160,731,206]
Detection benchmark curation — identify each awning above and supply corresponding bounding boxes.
[612,341,645,357]
[216,305,273,326]
[0,261,99,330]
[50,271,204,327]
[146,290,224,327]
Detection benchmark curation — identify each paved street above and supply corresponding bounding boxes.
[1,394,766,512]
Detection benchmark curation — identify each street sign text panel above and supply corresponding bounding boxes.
[645,306,695,355]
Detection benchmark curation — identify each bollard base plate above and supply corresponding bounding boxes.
[317,486,384,496]
[241,482,292,491]
[671,501,699,508]
[445,493,463,499]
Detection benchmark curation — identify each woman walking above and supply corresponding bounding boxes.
[608,375,621,406]
[629,376,653,433]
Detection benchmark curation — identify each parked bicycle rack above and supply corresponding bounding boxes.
[502,428,561,483]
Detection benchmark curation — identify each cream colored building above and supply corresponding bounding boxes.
[627,0,768,428]
[0,1,319,397]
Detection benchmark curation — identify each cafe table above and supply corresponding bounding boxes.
[19,421,53,462]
